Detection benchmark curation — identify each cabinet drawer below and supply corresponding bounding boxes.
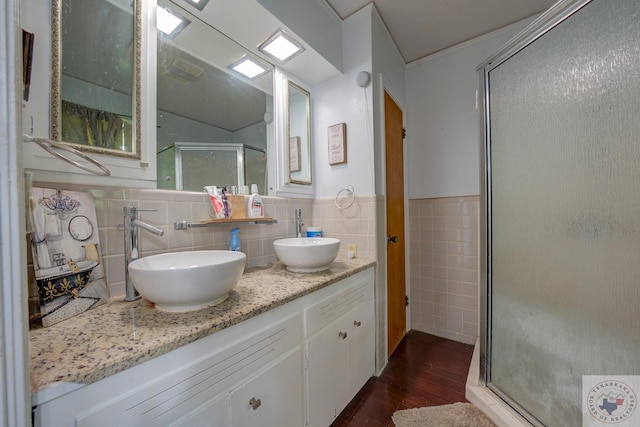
[305,270,374,337]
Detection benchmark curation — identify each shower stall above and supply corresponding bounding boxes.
[478,0,640,425]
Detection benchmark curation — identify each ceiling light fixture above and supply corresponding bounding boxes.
[157,7,190,38]
[258,30,304,64]
[182,0,209,11]
[230,57,268,79]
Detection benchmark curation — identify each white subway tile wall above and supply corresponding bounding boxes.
[409,196,480,345]
[98,190,313,296]
[311,195,379,261]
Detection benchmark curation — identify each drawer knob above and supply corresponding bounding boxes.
[354,320,362,327]
[339,331,348,340]
[249,397,262,410]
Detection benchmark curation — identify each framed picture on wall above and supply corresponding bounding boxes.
[328,123,347,165]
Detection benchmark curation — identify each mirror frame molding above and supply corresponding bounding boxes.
[286,79,312,185]
[50,0,142,159]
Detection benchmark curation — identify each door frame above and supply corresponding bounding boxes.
[1,0,31,424]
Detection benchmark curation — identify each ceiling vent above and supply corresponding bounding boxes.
[161,56,204,83]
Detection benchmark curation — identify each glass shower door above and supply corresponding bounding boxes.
[481,0,640,425]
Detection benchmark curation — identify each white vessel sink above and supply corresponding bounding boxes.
[273,237,340,273]
[128,250,246,312]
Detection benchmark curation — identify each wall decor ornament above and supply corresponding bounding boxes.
[328,123,346,165]
[29,187,108,327]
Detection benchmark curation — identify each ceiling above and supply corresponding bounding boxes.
[324,0,558,63]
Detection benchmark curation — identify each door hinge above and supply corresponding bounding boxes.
[405,295,409,306]
[402,127,406,139]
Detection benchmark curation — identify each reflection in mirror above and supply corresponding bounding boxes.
[158,142,266,193]
[51,0,141,158]
[287,81,311,185]
[156,0,273,194]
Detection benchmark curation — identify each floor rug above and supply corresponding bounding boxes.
[392,402,497,427]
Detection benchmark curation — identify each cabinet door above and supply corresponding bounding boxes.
[346,298,375,399]
[306,318,350,427]
[230,348,304,427]
[169,393,230,427]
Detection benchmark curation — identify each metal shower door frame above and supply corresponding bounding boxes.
[477,0,595,425]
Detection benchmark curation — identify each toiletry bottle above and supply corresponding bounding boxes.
[306,227,322,237]
[247,184,264,218]
[229,228,241,251]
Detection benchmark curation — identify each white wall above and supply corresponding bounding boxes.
[405,18,535,199]
[311,4,406,200]
[371,7,406,195]
[311,6,374,198]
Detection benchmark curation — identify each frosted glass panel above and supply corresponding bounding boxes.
[181,149,238,192]
[487,0,640,425]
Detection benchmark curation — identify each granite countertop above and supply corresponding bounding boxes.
[29,257,375,399]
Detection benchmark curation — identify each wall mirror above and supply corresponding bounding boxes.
[51,0,141,159]
[286,81,311,185]
[156,0,274,194]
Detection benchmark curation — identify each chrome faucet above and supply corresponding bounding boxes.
[295,208,304,238]
[123,206,164,301]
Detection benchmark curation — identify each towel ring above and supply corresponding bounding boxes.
[335,185,356,210]
[23,134,111,176]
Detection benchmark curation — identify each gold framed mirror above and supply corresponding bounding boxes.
[51,0,142,159]
[286,80,311,185]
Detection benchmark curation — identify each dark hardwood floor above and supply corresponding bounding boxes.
[330,330,475,427]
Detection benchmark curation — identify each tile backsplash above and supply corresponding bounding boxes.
[311,195,379,261]
[27,184,380,321]
[83,186,313,297]
[408,196,480,345]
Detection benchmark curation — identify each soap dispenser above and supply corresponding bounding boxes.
[247,184,264,218]
[229,227,241,251]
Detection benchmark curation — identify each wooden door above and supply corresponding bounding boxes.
[384,91,406,357]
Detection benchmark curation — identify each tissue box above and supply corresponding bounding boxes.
[227,195,246,219]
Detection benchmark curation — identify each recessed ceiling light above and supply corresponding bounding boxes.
[182,0,209,11]
[157,7,190,38]
[230,57,268,79]
[258,30,304,63]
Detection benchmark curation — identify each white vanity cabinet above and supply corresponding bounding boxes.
[34,311,303,427]
[33,266,374,427]
[305,270,375,427]
[175,348,304,427]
